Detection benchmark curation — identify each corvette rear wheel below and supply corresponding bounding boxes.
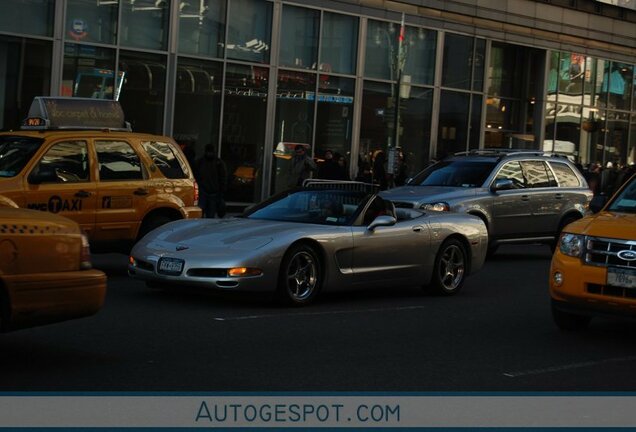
[427,238,467,296]
[278,244,321,306]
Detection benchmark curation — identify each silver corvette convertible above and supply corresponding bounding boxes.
[129,183,488,305]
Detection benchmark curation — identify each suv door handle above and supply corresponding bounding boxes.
[521,195,530,201]
[75,190,91,198]
[134,188,149,196]
[555,193,563,199]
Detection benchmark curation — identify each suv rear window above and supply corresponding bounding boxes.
[0,136,43,178]
[410,161,497,187]
[142,141,188,179]
[549,162,580,187]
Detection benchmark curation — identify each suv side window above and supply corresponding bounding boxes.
[95,140,143,181]
[33,141,90,183]
[142,141,188,179]
[549,162,581,187]
[521,160,556,188]
[495,161,526,188]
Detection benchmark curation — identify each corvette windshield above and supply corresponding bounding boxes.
[246,189,370,225]
[410,160,496,187]
[608,177,636,214]
[0,136,43,178]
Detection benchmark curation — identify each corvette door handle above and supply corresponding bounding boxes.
[74,190,91,198]
[134,188,149,196]
[412,225,424,232]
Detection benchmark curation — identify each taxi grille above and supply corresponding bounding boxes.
[587,283,636,299]
[584,237,636,269]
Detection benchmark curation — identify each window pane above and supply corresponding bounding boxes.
[142,141,187,179]
[437,90,469,158]
[403,26,436,86]
[442,33,472,90]
[488,42,523,98]
[66,0,117,45]
[222,63,269,202]
[179,0,225,58]
[0,36,52,130]
[120,0,168,50]
[359,81,392,168]
[36,141,89,183]
[320,12,358,75]
[271,70,316,194]
[173,58,222,164]
[118,51,166,134]
[364,20,396,81]
[62,44,117,99]
[550,162,581,187]
[315,75,355,179]
[473,39,485,91]
[279,5,319,70]
[0,0,53,37]
[227,0,272,64]
[522,160,552,188]
[630,114,636,166]
[496,161,526,188]
[469,95,482,150]
[607,62,633,111]
[95,140,143,181]
[553,103,581,158]
[397,86,433,181]
[557,52,585,105]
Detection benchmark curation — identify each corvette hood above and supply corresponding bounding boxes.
[565,211,636,239]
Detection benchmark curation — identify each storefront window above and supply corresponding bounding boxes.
[0,36,51,130]
[403,26,436,86]
[473,39,485,91]
[120,0,168,50]
[442,33,472,90]
[66,0,117,45]
[470,95,482,150]
[359,81,392,172]
[62,44,117,100]
[320,12,358,75]
[364,20,397,81]
[173,58,223,162]
[179,0,225,58]
[118,51,166,134]
[629,114,636,165]
[398,86,433,179]
[315,75,355,174]
[606,62,633,111]
[279,5,319,70]
[227,0,272,64]
[487,42,523,99]
[437,90,469,158]
[554,103,582,157]
[271,70,316,194]
[222,63,268,203]
[606,111,630,167]
[0,0,53,37]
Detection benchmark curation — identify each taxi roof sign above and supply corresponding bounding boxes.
[21,97,132,131]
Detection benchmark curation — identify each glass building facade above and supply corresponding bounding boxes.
[0,0,634,204]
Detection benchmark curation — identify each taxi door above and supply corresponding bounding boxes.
[23,140,97,236]
[93,139,152,242]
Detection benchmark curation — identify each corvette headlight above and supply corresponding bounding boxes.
[559,233,584,257]
[421,202,450,212]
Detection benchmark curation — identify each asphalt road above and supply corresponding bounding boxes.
[2,244,636,391]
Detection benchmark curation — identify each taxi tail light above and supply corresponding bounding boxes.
[80,233,93,270]
[193,180,199,206]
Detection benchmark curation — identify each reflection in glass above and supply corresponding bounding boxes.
[403,26,436,86]
[272,71,316,194]
[179,0,226,58]
[554,104,581,157]
[359,81,392,171]
[473,39,485,91]
[604,62,633,111]
[62,44,117,100]
[120,0,168,50]
[118,51,166,134]
[398,87,433,178]
[222,63,269,203]
[279,5,319,70]
[66,0,117,45]
[0,0,53,37]
[442,33,472,90]
[227,0,272,64]
[557,52,585,104]
[437,90,469,158]
[469,95,482,150]
[629,115,636,166]
[364,20,396,81]
[173,58,223,162]
[488,42,523,98]
[320,12,358,75]
[0,36,52,130]
[606,111,630,168]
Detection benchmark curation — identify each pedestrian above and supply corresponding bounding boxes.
[194,144,227,218]
[355,161,373,184]
[317,149,340,180]
[288,144,317,188]
[335,154,350,180]
[372,150,388,190]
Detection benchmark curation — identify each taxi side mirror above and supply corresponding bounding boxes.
[28,166,58,184]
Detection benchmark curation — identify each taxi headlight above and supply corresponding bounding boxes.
[421,202,450,212]
[559,233,584,257]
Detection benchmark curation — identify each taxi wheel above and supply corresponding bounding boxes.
[427,238,468,296]
[138,214,173,240]
[277,244,321,306]
[551,302,591,331]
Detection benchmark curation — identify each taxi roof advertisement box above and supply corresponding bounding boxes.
[22,97,131,131]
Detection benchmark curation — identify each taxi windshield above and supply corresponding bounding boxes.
[0,136,43,178]
[608,178,636,214]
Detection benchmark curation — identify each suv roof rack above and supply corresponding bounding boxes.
[453,148,570,160]
[302,179,380,194]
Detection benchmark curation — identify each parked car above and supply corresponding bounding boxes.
[381,150,593,254]
[129,182,488,305]
[0,207,106,332]
[550,173,636,330]
[0,97,201,252]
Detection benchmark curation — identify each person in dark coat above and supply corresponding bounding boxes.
[194,144,227,218]
[317,149,341,180]
[372,150,388,190]
[288,145,317,188]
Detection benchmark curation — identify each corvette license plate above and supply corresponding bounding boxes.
[607,267,636,289]
[158,257,184,275]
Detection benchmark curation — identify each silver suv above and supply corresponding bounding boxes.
[380,150,593,254]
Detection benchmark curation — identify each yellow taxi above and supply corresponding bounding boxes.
[550,173,636,330]
[0,97,201,251]
[0,206,106,332]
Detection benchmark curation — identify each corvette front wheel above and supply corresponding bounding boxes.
[278,244,321,306]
